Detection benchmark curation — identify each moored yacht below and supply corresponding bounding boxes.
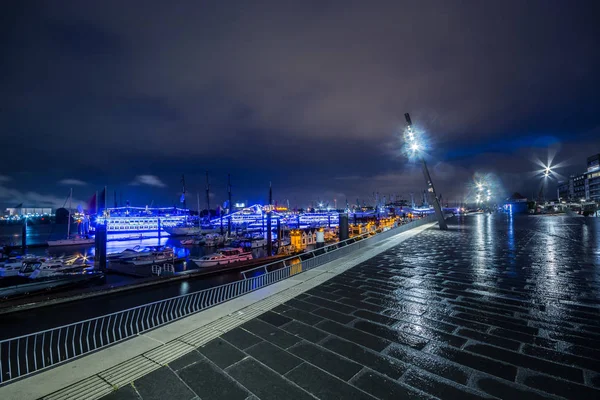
[192,247,253,268]
[48,235,95,247]
[128,246,175,266]
[163,223,201,236]
[107,246,144,261]
[18,258,67,278]
[0,257,30,277]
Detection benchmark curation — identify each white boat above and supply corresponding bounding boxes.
[93,209,190,235]
[192,247,253,267]
[18,258,66,278]
[0,258,27,277]
[128,247,175,266]
[47,235,95,247]
[163,225,201,236]
[180,236,205,245]
[107,246,143,261]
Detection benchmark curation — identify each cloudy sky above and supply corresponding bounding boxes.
[1,0,599,210]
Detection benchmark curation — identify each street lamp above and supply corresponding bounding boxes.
[404,113,448,230]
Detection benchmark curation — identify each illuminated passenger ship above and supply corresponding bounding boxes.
[209,204,339,228]
[91,206,191,235]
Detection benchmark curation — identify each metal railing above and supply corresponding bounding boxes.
[0,213,441,385]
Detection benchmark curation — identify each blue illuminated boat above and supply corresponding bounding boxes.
[91,206,191,236]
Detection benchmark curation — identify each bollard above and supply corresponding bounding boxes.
[339,213,349,241]
[95,222,107,271]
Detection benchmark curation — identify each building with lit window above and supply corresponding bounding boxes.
[559,153,600,202]
[4,207,53,217]
[573,173,587,201]
[587,154,600,201]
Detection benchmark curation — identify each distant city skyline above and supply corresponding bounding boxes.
[2,1,599,209]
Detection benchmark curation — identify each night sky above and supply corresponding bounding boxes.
[1,1,599,210]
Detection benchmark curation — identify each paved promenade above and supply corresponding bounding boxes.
[6,214,600,399]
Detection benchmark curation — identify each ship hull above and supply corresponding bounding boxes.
[162,226,201,236]
[47,238,95,247]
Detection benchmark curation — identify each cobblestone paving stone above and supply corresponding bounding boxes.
[102,215,600,399]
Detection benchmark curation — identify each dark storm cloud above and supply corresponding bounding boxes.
[1,0,599,207]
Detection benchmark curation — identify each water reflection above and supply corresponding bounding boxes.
[180,281,190,295]
[471,214,489,287]
[506,212,516,276]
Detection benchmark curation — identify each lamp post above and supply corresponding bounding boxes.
[404,113,448,230]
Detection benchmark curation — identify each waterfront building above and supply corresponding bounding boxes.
[573,173,587,201]
[587,154,600,201]
[4,206,52,217]
[558,153,600,202]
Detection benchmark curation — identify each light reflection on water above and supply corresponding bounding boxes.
[180,281,190,295]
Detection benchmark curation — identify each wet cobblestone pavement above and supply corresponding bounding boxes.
[102,214,600,400]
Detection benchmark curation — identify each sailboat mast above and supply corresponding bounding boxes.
[227,174,232,237]
[197,192,201,228]
[228,174,232,212]
[68,188,73,238]
[181,174,187,211]
[205,171,210,219]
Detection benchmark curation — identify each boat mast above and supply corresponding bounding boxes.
[197,192,201,230]
[227,173,232,237]
[68,188,73,238]
[205,171,210,221]
[181,174,187,211]
[228,174,232,212]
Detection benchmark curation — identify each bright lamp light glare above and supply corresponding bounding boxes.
[410,143,420,151]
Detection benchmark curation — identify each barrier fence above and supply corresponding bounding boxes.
[0,213,441,385]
